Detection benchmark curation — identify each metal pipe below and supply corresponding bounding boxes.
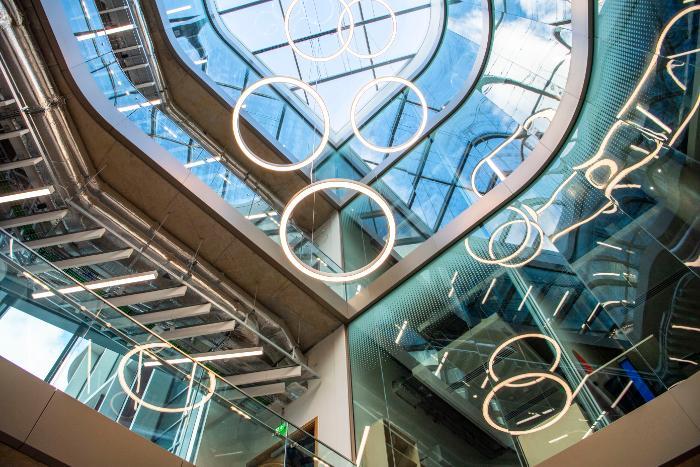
[0,0,306,365]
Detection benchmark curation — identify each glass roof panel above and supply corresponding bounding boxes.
[214,0,440,132]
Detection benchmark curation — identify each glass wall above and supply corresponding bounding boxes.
[340,0,572,296]
[348,0,700,465]
[0,227,352,466]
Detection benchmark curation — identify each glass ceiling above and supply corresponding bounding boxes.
[214,0,440,133]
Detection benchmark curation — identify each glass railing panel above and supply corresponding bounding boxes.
[0,229,353,466]
[348,0,699,465]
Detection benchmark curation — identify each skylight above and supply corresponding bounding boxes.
[214,0,441,134]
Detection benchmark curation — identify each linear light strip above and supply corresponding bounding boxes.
[671,324,700,332]
[117,99,162,113]
[143,348,264,367]
[76,24,135,41]
[0,186,53,204]
[166,5,192,14]
[481,278,497,304]
[394,320,408,344]
[32,271,157,299]
[518,285,533,311]
[610,380,633,409]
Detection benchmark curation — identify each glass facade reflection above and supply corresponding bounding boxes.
[339,0,572,297]
[5,0,698,463]
[348,0,700,465]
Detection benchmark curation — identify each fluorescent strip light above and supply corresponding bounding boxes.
[586,304,601,324]
[668,46,700,59]
[518,285,533,311]
[229,405,251,420]
[669,357,697,365]
[117,99,162,112]
[184,156,221,168]
[356,426,371,466]
[548,434,569,444]
[552,290,570,317]
[516,413,541,425]
[0,186,53,204]
[32,271,157,299]
[193,58,208,65]
[395,320,408,345]
[450,271,458,284]
[144,348,263,367]
[481,278,497,304]
[434,352,449,377]
[610,380,633,409]
[245,211,277,220]
[593,272,622,277]
[597,241,623,251]
[76,24,135,41]
[166,5,192,14]
[671,324,700,332]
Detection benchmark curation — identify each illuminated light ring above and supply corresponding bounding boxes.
[471,109,556,198]
[465,206,544,268]
[487,334,562,388]
[280,179,396,282]
[232,77,330,172]
[351,77,428,153]
[117,342,216,414]
[584,159,619,189]
[338,0,397,59]
[482,372,573,435]
[284,0,355,62]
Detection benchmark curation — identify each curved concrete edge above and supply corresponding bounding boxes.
[29,0,351,321]
[538,371,700,467]
[0,356,194,467]
[145,0,341,217]
[340,0,495,205]
[347,0,593,315]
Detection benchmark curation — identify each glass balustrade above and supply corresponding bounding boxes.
[0,227,353,466]
[347,0,700,465]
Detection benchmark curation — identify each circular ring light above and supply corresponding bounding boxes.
[338,0,397,59]
[280,179,396,282]
[117,342,216,414]
[487,333,562,388]
[585,159,618,189]
[284,0,355,62]
[465,206,544,268]
[232,76,330,172]
[351,77,428,153]
[482,372,573,435]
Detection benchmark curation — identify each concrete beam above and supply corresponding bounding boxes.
[224,365,302,386]
[156,321,236,340]
[0,210,68,229]
[25,248,133,273]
